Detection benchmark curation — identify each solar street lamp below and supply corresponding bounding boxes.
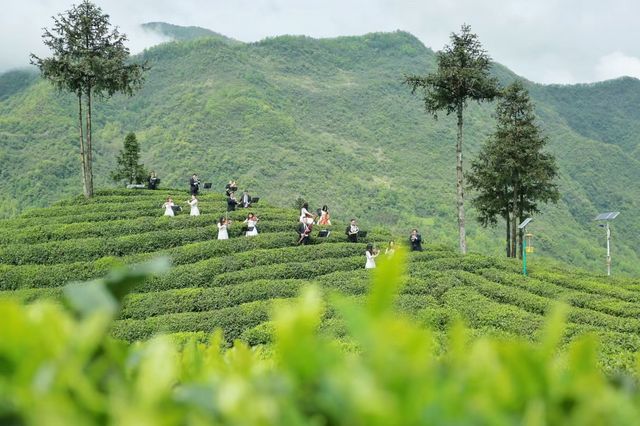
[594,212,619,277]
[518,218,533,276]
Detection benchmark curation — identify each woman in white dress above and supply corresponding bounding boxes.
[217,216,230,240]
[187,195,200,216]
[300,202,314,224]
[244,213,259,236]
[162,197,175,217]
[365,244,379,269]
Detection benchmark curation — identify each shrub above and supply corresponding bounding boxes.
[3,255,640,424]
[480,268,640,318]
[0,233,308,289]
[535,271,640,303]
[0,220,308,266]
[112,300,271,342]
[136,243,366,292]
[0,211,297,244]
[208,256,364,289]
[440,286,544,337]
[120,279,306,319]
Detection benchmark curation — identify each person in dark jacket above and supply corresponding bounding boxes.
[148,171,159,190]
[297,221,313,245]
[409,228,423,251]
[227,192,238,212]
[225,180,238,196]
[189,174,200,196]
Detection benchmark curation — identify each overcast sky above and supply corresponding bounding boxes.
[2,0,639,84]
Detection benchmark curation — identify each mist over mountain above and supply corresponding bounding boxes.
[1,23,638,275]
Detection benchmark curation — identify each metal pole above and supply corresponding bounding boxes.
[606,222,611,276]
[522,227,527,276]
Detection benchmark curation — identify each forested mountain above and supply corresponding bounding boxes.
[0,23,638,275]
[140,22,241,44]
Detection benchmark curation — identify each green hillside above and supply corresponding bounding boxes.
[140,22,241,44]
[1,189,639,372]
[0,26,638,275]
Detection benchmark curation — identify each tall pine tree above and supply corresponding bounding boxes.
[111,133,147,185]
[468,80,560,257]
[31,1,147,197]
[405,24,499,254]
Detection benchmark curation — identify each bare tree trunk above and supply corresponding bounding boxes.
[510,210,517,258]
[511,182,519,258]
[456,104,467,254]
[505,210,511,257]
[504,185,511,257]
[85,86,94,197]
[78,94,90,198]
[517,216,523,259]
[517,195,524,260]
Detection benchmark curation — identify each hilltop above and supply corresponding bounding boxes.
[141,22,241,44]
[0,25,638,275]
[0,189,639,372]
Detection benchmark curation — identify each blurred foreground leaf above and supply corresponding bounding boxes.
[64,257,170,317]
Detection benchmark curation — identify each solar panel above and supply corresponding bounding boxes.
[595,212,620,221]
[518,218,533,229]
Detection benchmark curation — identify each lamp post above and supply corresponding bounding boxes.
[595,212,619,277]
[518,218,533,276]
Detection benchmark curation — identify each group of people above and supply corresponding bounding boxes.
[215,213,259,240]
[295,199,423,269]
[148,173,256,214]
[157,178,425,270]
[161,196,260,238]
[161,195,200,217]
[297,203,331,245]
[226,181,255,212]
[363,230,422,269]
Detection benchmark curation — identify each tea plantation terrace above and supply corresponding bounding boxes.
[1,188,640,372]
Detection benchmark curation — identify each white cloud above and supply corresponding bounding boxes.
[595,51,640,80]
[2,0,640,84]
[124,26,173,55]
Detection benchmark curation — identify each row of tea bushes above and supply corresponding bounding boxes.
[5,258,640,425]
[19,199,284,219]
[0,211,297,244]
[0,222,307,265]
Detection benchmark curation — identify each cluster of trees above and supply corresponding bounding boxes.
[405,24,559,258]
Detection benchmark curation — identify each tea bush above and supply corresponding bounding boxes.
[2,189,640,375]
[2,255,640,425]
